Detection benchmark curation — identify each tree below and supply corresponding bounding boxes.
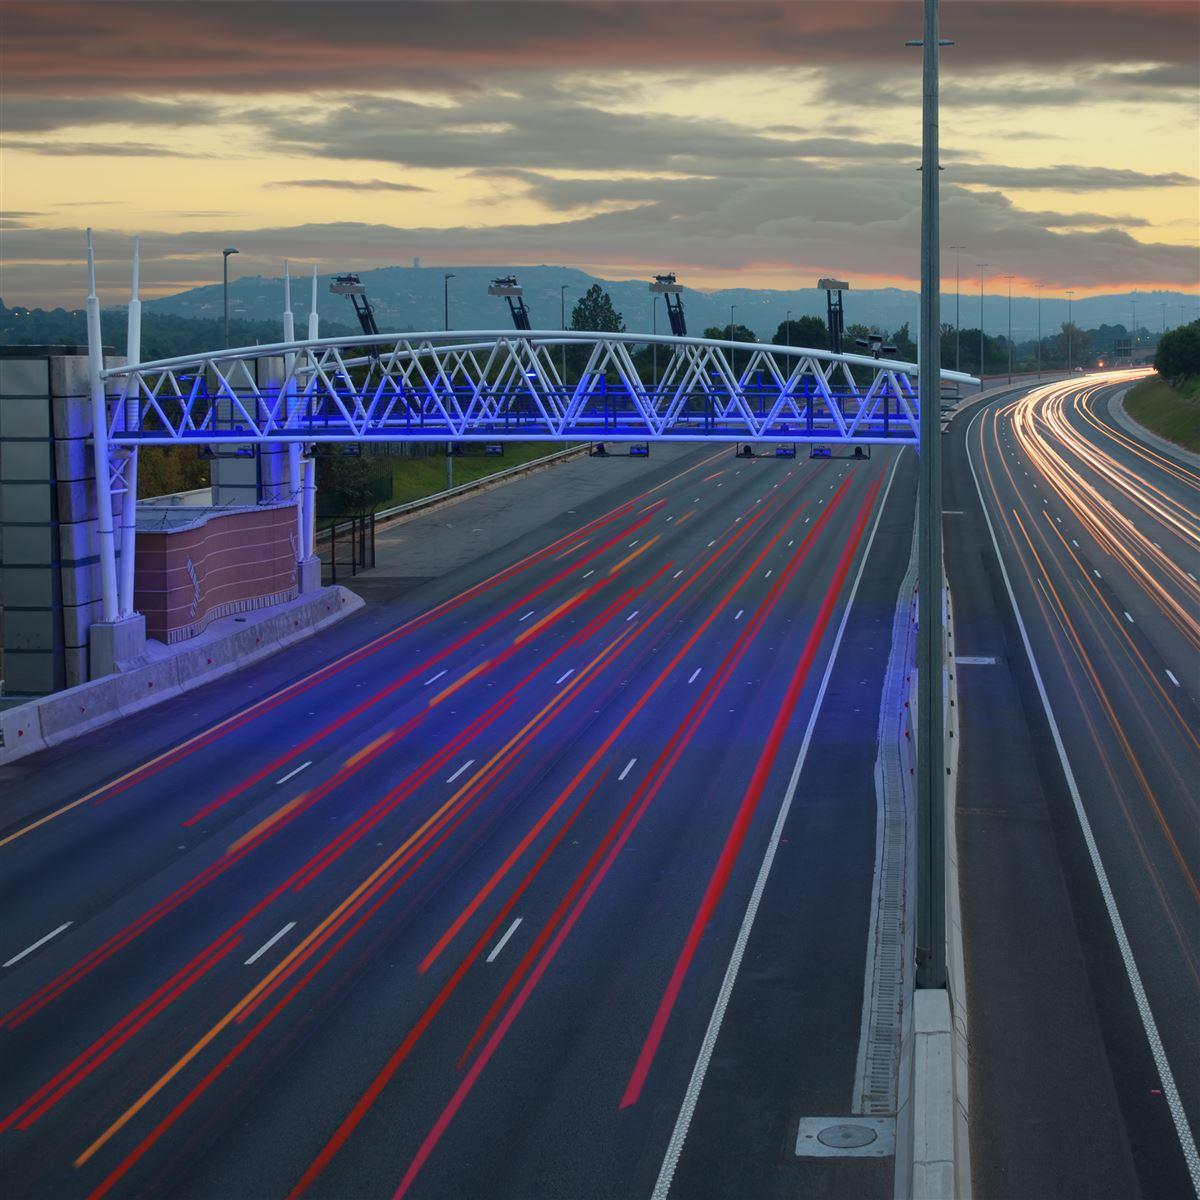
[570,284,625,334]
[1058,321,1090,368]
[704,323,758,372]
[1155,321,1200,383]
[772,315,827,349]
[890,322,917,362]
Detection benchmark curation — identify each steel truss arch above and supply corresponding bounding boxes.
[99,330,978,447]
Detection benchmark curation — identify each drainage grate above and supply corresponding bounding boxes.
[853,529,917,1118]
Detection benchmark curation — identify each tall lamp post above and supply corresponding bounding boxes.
[950,245,966,372]
[908,0,951,991]
[1066,288,1075,371]
[560,283,570,384]
[1004,274,1014,383]
[976,263,988,382]
[1036,283,1043,379]
[785,308,792,346]
[729,304,737,372]
[222,247,239,347]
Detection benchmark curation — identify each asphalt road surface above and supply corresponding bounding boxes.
[1,441,915,1200]
[945,372,1199,1200]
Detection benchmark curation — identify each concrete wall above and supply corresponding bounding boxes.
[135,502,298,643]
[0,351,122,694]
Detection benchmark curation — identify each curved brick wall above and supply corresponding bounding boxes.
[134,503,298,643]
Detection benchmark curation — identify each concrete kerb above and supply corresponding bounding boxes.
[895,574,971,1200]
[1111,383,1200,470]
[0,586,363,766]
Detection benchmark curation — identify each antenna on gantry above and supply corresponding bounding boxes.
[487,275,531,330]
[649,273,687,336]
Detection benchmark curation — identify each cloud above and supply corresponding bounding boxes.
[3,139,201,157]
[0,96,221,133]
[1,2,1195,98]
[6,162,1196,307]
[250,91,922,178]
[949,163,1197,191]
[269,178,430,193]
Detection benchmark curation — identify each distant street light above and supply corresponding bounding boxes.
[222,247,239,347]
[785,308,792,346]
[1004,274,1014,383]
[977,263,988,382]
[950,245,966,372]
[729,303,736,340]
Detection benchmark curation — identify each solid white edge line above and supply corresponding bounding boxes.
[619,758,637,781]
[486,917,523,963]
[4,921,72,968]
[651,451,903,1200]
[446,758,475,784]
[964,408,1200,1194]
[245,921,297,966]
[275,760,312,786]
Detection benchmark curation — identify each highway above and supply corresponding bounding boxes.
[0,443,915,1200]
[945,372,1199,1199]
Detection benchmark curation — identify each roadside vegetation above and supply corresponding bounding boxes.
[1125,321,1200,453]
[317,442,572,523]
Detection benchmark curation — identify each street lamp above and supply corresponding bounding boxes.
[976,263,988,382]
[785,308,792,346]
[443,272,455,331]
[1036,283,1043,379]
[1066,288,1075,371]
[652,293,660,386]
[950,245,966,372]
[729,303,736,340]
[222,247,239,347]
[560,283,570,383]
[1004,274,1014,383]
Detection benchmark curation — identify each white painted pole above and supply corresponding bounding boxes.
[283,261,304,561]
[86,230,120,624]
[117,237,142,617]
[303,265,319,557]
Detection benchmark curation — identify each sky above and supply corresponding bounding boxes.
[1,0,1198,308]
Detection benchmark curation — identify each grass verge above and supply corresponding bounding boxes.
[1123,375,1199,453]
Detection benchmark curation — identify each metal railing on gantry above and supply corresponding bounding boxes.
[100,330,979,448]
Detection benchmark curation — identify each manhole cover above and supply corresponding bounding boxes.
[818,1124,878,1149]
[795,1116,895,1158]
